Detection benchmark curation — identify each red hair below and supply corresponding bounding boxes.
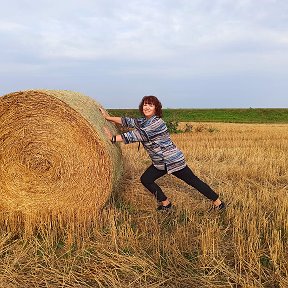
[139,96,163,118]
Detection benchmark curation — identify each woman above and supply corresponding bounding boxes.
[99,96,225,211]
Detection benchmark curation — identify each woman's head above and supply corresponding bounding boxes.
[139,96,162,118]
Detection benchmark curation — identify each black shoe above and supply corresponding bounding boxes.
[217,202,225,210]
[209,201,226,212]
[157,202,172,211]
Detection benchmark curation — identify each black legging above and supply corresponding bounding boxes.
[140,164,219,202]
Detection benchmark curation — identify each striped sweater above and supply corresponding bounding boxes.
[121,115,186,174]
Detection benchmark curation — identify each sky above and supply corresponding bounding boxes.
[1,0,288,108]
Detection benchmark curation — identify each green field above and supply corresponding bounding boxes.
[108,108,288,123]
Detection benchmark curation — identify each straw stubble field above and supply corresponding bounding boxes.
[0,122,287,288]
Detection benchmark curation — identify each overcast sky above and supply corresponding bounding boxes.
[1,0,288,108]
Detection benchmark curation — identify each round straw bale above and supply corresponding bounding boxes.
[0,89,123,219]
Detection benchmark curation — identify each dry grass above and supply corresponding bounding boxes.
[0,122,288,287]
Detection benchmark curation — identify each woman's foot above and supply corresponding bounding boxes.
[213,198,222,207]
[209,200,226,212]
[215,201,225,210]
[157,202,172,211]
[157,199,172,211]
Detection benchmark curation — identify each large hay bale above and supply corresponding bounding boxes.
[0,89,123,235]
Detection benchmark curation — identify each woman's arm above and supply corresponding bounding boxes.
[99,107,122,125]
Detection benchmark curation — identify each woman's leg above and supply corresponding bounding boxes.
[140,165,167,202]
[172,165,219,202]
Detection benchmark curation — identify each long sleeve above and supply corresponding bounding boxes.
[121,128,149,143]
[121,116,166,144]
[121,117,140,128]
[121,116,149,143]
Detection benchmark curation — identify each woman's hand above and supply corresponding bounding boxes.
[103,126,112,139]
[99,107,122,125]
[103,126,123,144]
[99,107,109,119]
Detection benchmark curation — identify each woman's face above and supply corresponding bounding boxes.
[143,102,156,118]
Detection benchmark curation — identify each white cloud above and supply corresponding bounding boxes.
[2,0,288,61]
[1,0,288,107]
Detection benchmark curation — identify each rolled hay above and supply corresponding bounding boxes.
[0,89,123,237]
